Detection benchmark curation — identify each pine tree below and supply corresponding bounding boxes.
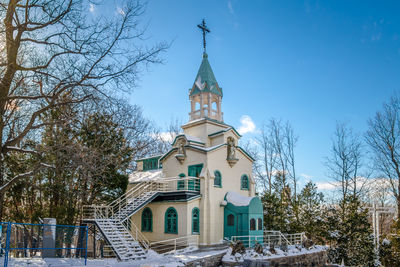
[325,196,376,266]
[297,181,324,242]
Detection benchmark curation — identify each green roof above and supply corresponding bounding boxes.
[190,53,223,97]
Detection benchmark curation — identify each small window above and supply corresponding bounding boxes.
[192,208,200,234]
[177,173,185,190]
[141,208,152,232]
[250,218,256,230]
[227,214,235,226]
[165,207,178,234]
[241,175,249,190]
[214,171,222,187]
[258,218,262,230]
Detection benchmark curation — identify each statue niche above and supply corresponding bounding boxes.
[175,138,187,164]
[226,137,238,167]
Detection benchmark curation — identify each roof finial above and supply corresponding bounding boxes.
[197,19,210,55]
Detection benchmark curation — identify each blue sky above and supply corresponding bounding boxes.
[95,1,400,189]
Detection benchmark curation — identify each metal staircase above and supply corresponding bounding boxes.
[83,177,200,261]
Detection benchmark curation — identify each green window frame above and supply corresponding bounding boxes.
[165,207,178,234]
[177,173,185,190]
[188,164,203,191]
[192,208,200,234]
[258,218,263,230]
[214,170,222,187]
[141,207,152,232]
[250,218,256,231]
[227,214,235,226]
[241,175,249,190]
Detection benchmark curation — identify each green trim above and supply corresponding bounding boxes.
[141,207,153,232]
[192,207,200,234]
[164,207,178,234]
[171,134,205,146]
[177,173,185,190]
[208,127,242,138]
[188,164,203,191]
[241,174,249,190]
[237,146,255,161]
[153,194,202,203]
[214,170,222,187]
[159,148,178,162]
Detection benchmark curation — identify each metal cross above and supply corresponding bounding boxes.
[197,19,210,53]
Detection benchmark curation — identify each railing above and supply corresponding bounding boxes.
[149,235,199,254]
[83,177,200,221]
[123,220,149,250]
[231,231,306,248]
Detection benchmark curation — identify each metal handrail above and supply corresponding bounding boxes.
[149,235,199,254]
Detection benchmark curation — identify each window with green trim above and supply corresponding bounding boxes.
[141,207,152,232]
[241,175,249,190]
[165,207,178,234]
[192,208,200,234]
[227,214,235,226]
[250,218,256,230]
[258,218,263,230]
[214,171,222,187]
[177,173,185,190]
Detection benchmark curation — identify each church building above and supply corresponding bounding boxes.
[128,48,263,246]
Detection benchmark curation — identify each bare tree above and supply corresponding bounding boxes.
[325,122,365,203]
[366,95,400,216]
[0,0,167,199]
[254,118,298,195]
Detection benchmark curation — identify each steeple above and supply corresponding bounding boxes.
[189,20,223,122]
[189,53,223,122]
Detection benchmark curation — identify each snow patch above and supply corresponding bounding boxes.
[129,169,162,183]
[226,191,253,206]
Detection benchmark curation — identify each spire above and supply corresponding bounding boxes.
[189,53,223,97]
[188,20,223,122]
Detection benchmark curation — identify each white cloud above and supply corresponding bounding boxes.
[315,181,338,190]
[300,173,313,180]
[238,115,256,135]
[117,7,125,16]
[227,1,234,14]
[89,3,95,13]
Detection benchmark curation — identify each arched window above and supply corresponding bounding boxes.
[241,175,249,190]
[214,171,222,187]
[165,207,178,234]
[258,218,263,230]
[192,208,200,234]
[177,173,185,190]
[141,207,152,232]
[227,214,235,226]
[250,218,256,230]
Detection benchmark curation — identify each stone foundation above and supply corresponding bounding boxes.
[222,250,328,267]
[184,252,226,267]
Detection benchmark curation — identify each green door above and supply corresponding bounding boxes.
[188,164,202,191]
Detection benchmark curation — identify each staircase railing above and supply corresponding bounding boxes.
[149,235,199,254]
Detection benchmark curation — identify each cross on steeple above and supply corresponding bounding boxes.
[197,19,210,54]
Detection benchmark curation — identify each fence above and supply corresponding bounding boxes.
[0,221,88,267]
[230,231,306,248]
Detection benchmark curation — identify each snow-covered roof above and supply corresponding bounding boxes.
[129,169,162,183]
[225,191,254,206]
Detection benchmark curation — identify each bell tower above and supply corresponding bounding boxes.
[189,19,223,122]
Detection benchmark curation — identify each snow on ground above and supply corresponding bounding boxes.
[1,247,228,267]
[222,245,328,263]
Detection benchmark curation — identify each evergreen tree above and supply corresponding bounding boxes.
[325,196,376,266]
[297,181,324,242]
